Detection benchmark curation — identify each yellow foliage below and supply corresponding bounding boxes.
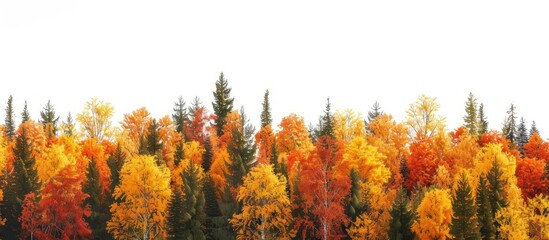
[276,114,313,155]
[343,137,389,186]
[334,109,365,142]
[527,194,549,239]
[184,140,204,165]
[348,183,395,239]
[496,199,529,240]
[412,188,453,240]
[107,155,171,240]
[230,164,294,240]
[76,98,114,142]
[0,133,6,226]
[209,147,230,198]
[472,143,517,189]
[405,94,446,138]
[432,165,452,190]
[35,143,77,184]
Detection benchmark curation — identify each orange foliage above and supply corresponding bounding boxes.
[479,130,520,160]
[276,114,312,155]
[81,138,111,194]
[524,132,549,161]
[406,134,439,191]
[255,125,275,165]
[516,157,548,199]
[186,106,212,144]
[121,107,152,145]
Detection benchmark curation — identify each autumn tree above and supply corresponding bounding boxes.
[181,162,206,239]
[21,100,30,123]
[464,92,479,135]
[516,157,548,199]
[334,109,365,142]
[276,114,313,155]
[411,188,453,240]
[19,192,40,239]
[502,103,517,145]
[255,124,275,165]
[108,155,171,240]
[319,98,335,139]
[300,136,350,240]
[367,101,383,125]
[260,89,272,127]
[61,112,76,136]
[406,94,445,138]
[387,189,414,240]
[405,134,438,191]
[212,72,234,137]
[530,120,539,137]
[83,158,111,238]
[225,109,256,189]
[516,117,528,154]
[526,194,549,239]
[172,96,188,136]
[4,95,15,140]
[40,100,60,139]
[524,132,549,161]
[230,164,294,240]
[77,98,114,142]
[450,171,481,239]
[0,133,7,227]
[476,175,496,240]
[478,103,489,135]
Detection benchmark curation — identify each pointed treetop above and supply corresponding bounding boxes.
[517,117,529,154]
[212,72,234,137]
[530,121,539,138]
[367,101,383,123]
[172,96,188,134]
[478,103,489,134]
[21,100,30,124]
[4,95,15,140]
[502,103,517,144]
[320,97,334,138]
[463,92,479,135]
[260,90,272,128]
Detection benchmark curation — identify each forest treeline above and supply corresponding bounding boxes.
[1,72,549,239]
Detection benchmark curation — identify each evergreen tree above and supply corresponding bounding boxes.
[4,95,15,140]
[367,101,383,123]
[167,188,185,239]
[172,96,188,136]
[202,137,213,172]
[212,72,234,137]
[319,97,334,138]
[530,120,539,138]
[487,160,507,238]
[260,90,272,128]
[21,100,30,123]
[477,175,496,240]
[181,162,206,239]
[62,112,76,136]
[502,104,517,144]
[40,100,59,137]
[107,144,125,194]
[450,172,481,240]
[388,189,415,240]
[174,139,184,166]
[83,158,111,239]
[464,92,479,135]
[225,108,256,188]
[347,168,366,221]
[189,96,202,120]
[516,117,528,155]
[478,103,489,135]
[0,171,20,239]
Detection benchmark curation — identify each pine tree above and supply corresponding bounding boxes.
[450,172,481,240]
[202,137,213,172]
[260,90,272,128]
[477,175,496,240]
[464,92,479,135]
[189,96,202,120]
[516,117,528,155]
[4,95,15,140]
[502,104,517,144]
[172,96,188,137]
[347,168,366,221]
[167,188,185,239]
[388,189,415,240]
[225,108,256,188]
[478,103,489,135]
[212,72,234,137]
[181,162,206,239]
[530,120,539,138]
[319,98,334,138]
[83,158,111,239]
[174,139,184,166]
[0,170,21,238]
[21,100,30,123]
[62,112,76,136]
[107,144,125,194]
[487,159,507,238]
[367,101,383,123]
[40,100,59,137]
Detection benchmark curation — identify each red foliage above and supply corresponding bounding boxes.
[524,132,549,162]
[406,135,438,191]
[186,107,212,144]
[255,125,275,165]
[479,130,520,159]
[516,157,549,199]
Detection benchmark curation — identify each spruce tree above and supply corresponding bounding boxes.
[181,162,206,239]
[21,100,30,123]
[450,172,481,240]
[487,160,507,238]
[4,95,15,140]
[225,108,256,188]
[0,171,20,238]
[83,158,111,239]
[212,72,234,137]
[62,112,75,136]
[464,92,479,135]
[40,100,59,137]
[189,96,202,120]
[530,120,539,138]
[516,117,528,155]
[478,103,489,135]
[172,96,188,136]
[107,144,125,194]
[502,104,517,144]
[347,168,366,221]
[319,97,334,138]
[167,188,185,239]
[174,140,184,166]
[388,189,415,240]
[477,175,496,240]
[260,90,272,128]
[367,101,383,123]
[202,137,213,172]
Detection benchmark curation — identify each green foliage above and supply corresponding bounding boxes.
[347,168,366,221]
[167,188,185,239]
[40,100,59,137]
[464,92,479,136]
[62,112,75,136]
[107,144,125,195]
[83,158,111,239]
[260,89,272,128]
[212,72,234,137]
[516,117,528,154]
[450,172,481,240]
[172,96,188,137]
[487,159,507,238]
[530,120,539,138]
[21,100,30,124]
[181,162,206,239]
[367,101,383,123]
[320,97,335,138]
[388,189,415,240]
[502,104,517,144]
[478,103,489,135]
[477,175,496,240]
[4,95,15,140]
[225,108,256,188]
[202,137,213,172]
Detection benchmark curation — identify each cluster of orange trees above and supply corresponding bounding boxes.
[1,73,549,239]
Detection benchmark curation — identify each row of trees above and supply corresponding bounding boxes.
[1,73,549,239]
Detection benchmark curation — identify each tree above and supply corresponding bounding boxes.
[411,188,453,240]
[230,164,294,240]
[77,98,114,142]
[334,109,365,142]
[388,189,415,240]
[255,125,275,165]
[202,137,213,171]
[530,120,539,137]
[145,119,162,157]
[405,134,438,191]
[107,144,125,193]
[40,100,60,138]
[487,159,507,219]
[83,158,110,238]
[62,112,76,136]
[122,107,152,150]
[406,94,445,138]
[516,117,528,154]
[464,92,479,135]
[189,96,202,120]
[276,114,313,155]
[212,72,234,137]
[319,98,335,138]
[260,89,272,128]
[167,188,185,240]
[367,101,383,124]
[476,175,496,240]
[107,155,172,240]
[13,126,40,200]
[225,109,257,189]
[21,100,30,123]
[524,132,549,161]
[5,95,15,140]
[0,133,7,227]
[526,195,549,239]
[19,192,41,239]
[516,157,548,199]
[502,104,517,144]
[478,103,489,135]
[172,96,188,137]
[450,171,481,240]
[300,136,350,240]
[347,168,366,222]
[181,162,206,239]
[35,164,92,239]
